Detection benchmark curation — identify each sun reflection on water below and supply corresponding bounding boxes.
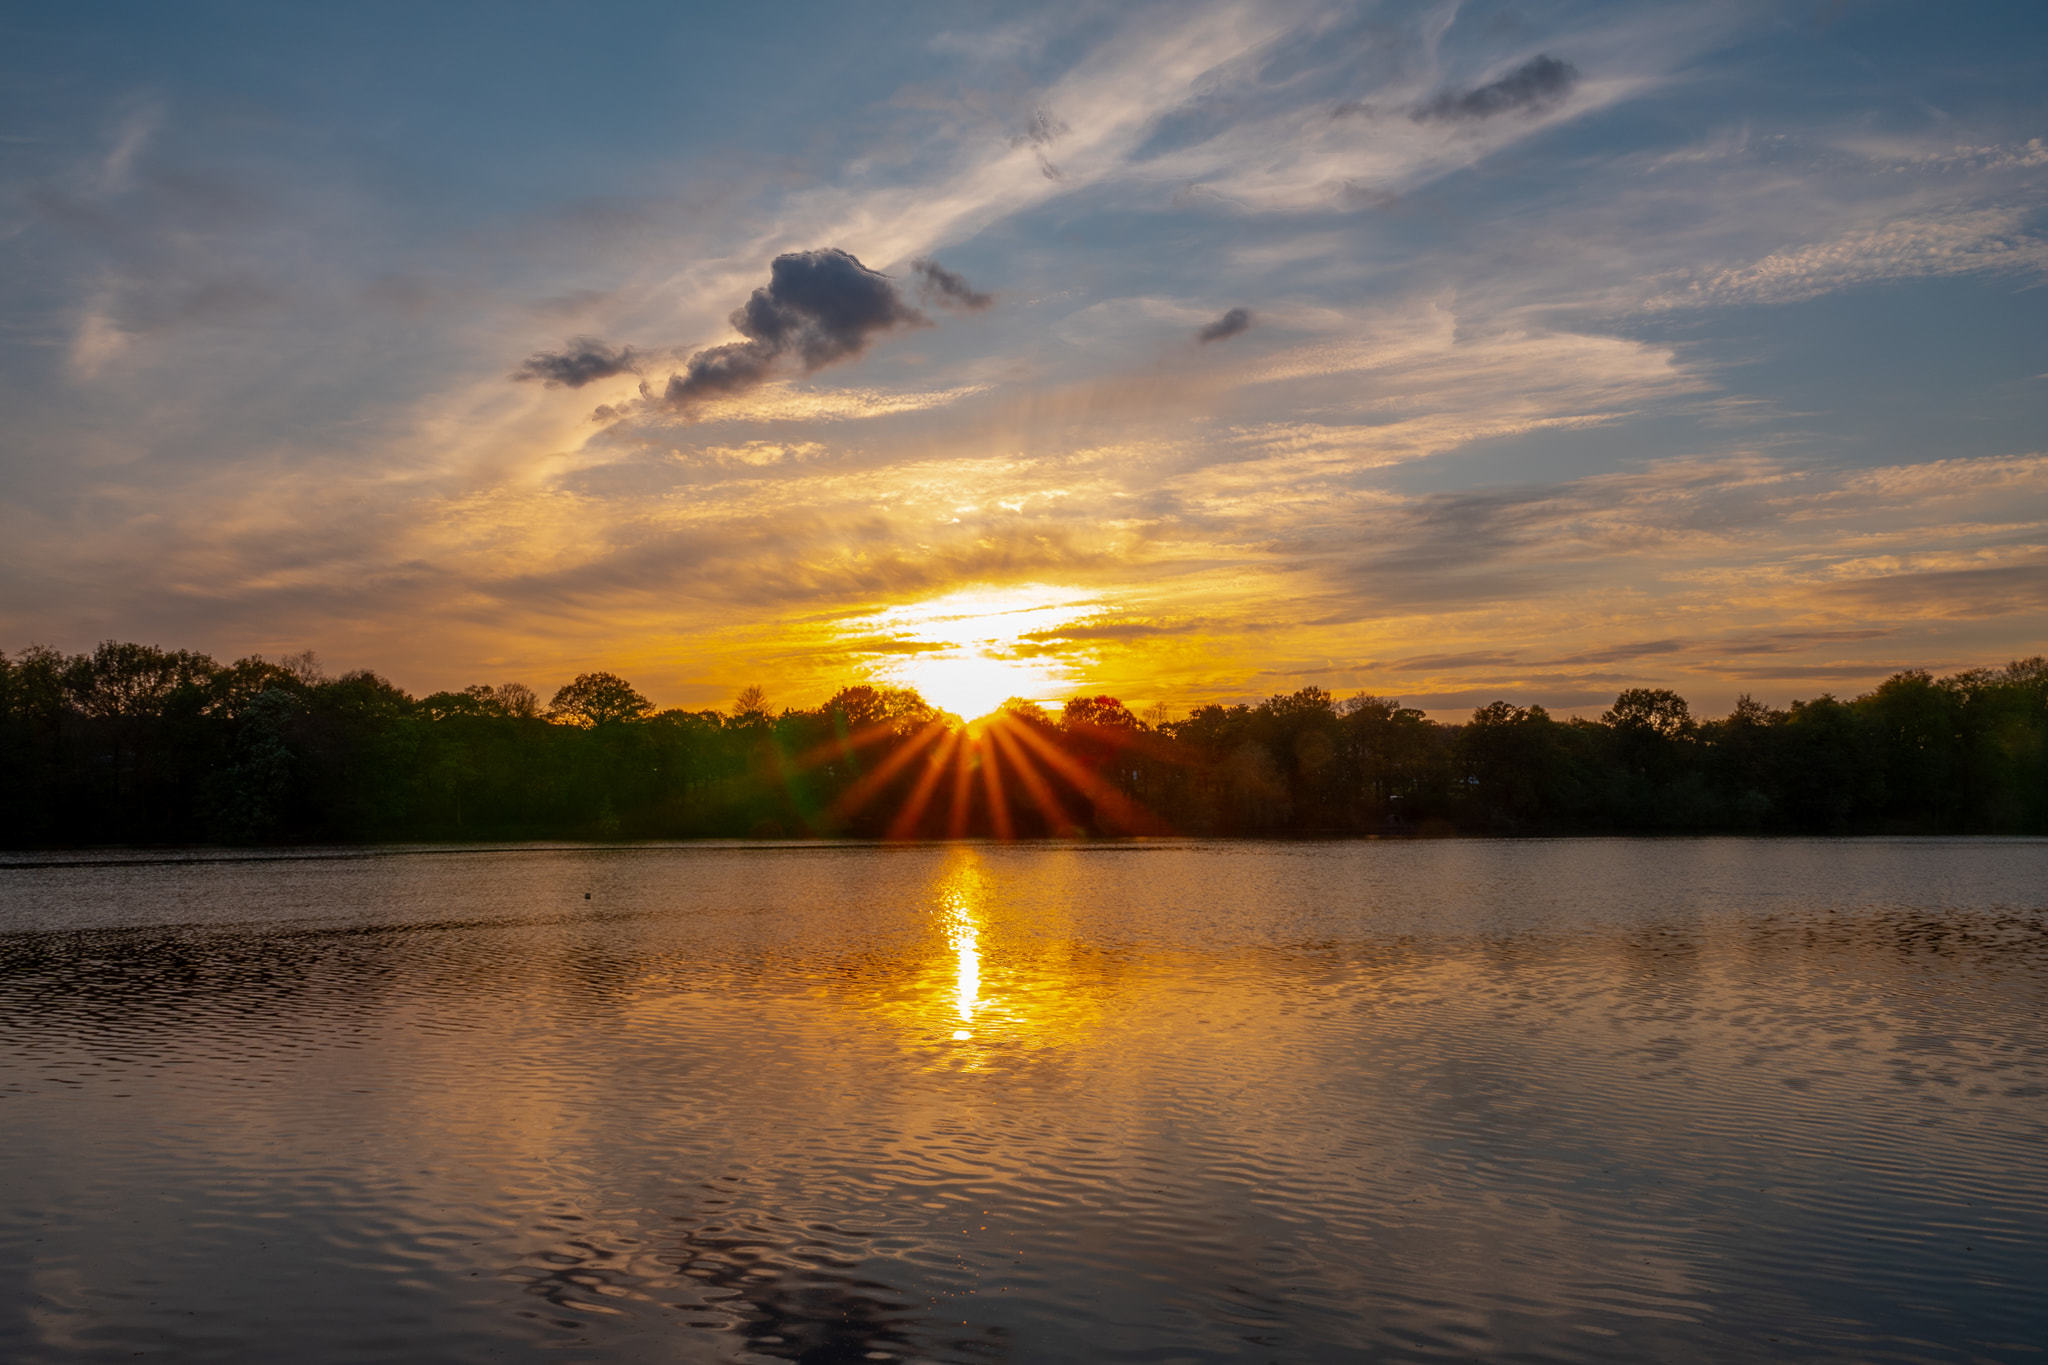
[939,858,984,1040]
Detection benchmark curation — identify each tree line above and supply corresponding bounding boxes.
[2,640,2044,845]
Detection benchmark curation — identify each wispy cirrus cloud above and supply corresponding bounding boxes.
[1649,208,2048,310]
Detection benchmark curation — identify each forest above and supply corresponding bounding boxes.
[2,641,2045,845]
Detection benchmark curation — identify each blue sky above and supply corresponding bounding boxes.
[2,0,2044,716]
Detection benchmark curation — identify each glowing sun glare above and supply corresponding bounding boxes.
[902,651,1035,724]
[864,585,1089,721]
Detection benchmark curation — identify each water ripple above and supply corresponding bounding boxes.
[1,839,2045,1362]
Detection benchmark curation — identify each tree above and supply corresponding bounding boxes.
[8,634,2047,844]
[1860,670,1959,826]
[730,684,770,724]
[821,684,935,733]
[1061,695,1140,731]
[64,641,218,719]
[998,698,1055,728]
[1603,688,1693,738]
[420,686,501,721]
[549,672,652,728]
[1462,701,1573,831]
[1599,688,1703,827]
[1705,693,1785,828]
[210,655,308,719]
[493,682,541,719]
[0,646,71,725]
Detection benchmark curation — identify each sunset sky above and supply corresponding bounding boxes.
[3,1,2044,719]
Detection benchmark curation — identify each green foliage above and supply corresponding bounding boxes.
[3,642,2045,845]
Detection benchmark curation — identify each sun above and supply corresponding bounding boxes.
[859,584,1088,721]
[899,649,1042,722]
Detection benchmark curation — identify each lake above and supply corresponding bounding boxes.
[1,839,2044,1363]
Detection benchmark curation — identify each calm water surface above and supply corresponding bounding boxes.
[1,839,2044,1363]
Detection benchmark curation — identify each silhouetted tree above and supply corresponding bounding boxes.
[731,684,771,724]
[549,672,653,728]
[1062,696,1139,730]
[1462,701,1577,831]
[64,641,218,719]
[1603,687,1693,738]
[5,638,2045,845]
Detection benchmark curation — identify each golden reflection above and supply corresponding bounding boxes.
[618,850,1131,1064]
[939,856,984,1040]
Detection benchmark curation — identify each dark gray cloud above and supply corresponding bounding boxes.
[1724,663,1920,683]
[512,337,639,388]
[1020,109,1068,147]
[1004,618,1200,659]
[1388,650,1521,671]
[1197,306,1253,343]
[1822,562,2048,619]
[663,248,926,410]
[1413,54,1577,122]
[1015,107,1069,180]
[1708,628,1892,656]
[1545,639,1684,666]
[912,257,993,311]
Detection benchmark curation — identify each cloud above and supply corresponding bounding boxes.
[1647,208,2048,310]
[686,440,827,468]
[99,102,162,194]
[511,337,639,388]
[1545,639,1685,666]
[1821,560,2048,619]
[1707,628,1893,656]
[14,3,2048,718]
[1016,107,1070,180]
[1413,54,1578,122]
[662,249,926,411]
[911,257,993,311]
[595,380,987,427]
[483,515,1114,615]
[1019,108,1069,147]
[1016,619,1193,643]
[1197,306,1252,343]
[1387,651,1522,672]
[840,634,958,656]
[1723,663,1921,683]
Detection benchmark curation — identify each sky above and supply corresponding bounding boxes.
[2,0,2045,720]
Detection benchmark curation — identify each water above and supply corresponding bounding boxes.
[1,839,2044,1363]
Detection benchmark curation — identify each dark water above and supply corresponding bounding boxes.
[1,840,2044,1364]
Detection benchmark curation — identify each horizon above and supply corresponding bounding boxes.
[4,2,2045,722]
[11,633,2048,727]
